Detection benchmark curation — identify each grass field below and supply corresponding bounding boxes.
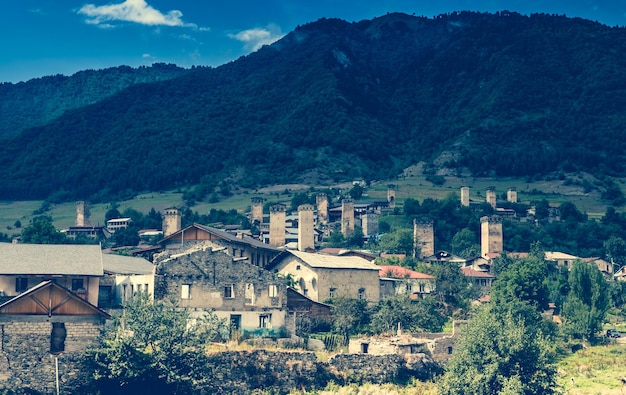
[0,169,621,237]
[557,344,626,395]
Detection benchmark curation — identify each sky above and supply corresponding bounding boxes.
[1,0,626,83]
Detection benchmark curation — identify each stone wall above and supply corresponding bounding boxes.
[0,319,103,394]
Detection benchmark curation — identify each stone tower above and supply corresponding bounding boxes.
[481,215,503,257]
[486,187,497,209]
[316,193,329,224]
[507,187,518,203]
[413,217,435,259]
[341,199,355,238]
[269,204,286,247]
[387,184,396,209]
[162,207,181,237]
[298,204,315,252]
[75,201,91,227]
[460,186,470,207]
[361,213,379,236]
[250,197,264,225]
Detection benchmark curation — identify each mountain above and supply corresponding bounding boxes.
[1,11,626,201]
[0,63,192,139]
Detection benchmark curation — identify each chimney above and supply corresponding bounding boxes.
[269,204,286,247]
[341,199,355,238]
[162,207,182,237]
[298,204,315,251]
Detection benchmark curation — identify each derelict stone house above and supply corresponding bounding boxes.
[0,281,110,393]
[160,223,282,268]
[271,250,381,303]
[378,265,436,299]
[154,246,288,337]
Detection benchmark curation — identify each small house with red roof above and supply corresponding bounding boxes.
[461,266,495,294]
[378,265,436,299]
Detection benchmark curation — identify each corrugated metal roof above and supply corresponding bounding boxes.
[0,243,103,276]
[288,250,379,270]
[102,253,154,275]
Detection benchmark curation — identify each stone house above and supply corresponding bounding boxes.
[0,280,110,393]
[544,251,580,269]
[160,223,282,268]
[154,246,288,337]
[461,266,495,293]
[99,253,156,308]
[378,265,436,299]
[270,250,381,303]
[0,243,103,306]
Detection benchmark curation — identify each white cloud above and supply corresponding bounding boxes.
[78,0,196,28]
[228,24,285,52]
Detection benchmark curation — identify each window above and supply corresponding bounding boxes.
[269,284,278,297]
[329,287,336,298]
[15,277,28,293]
[224,284,234,298]
[144,283,149,294]
[419,283,425,293]
[296,265,301,270]
[407,283,413,292]
[137,284,143,293]
[71,279,84,291]
[50,323,66,354]
[245,283,255,305]
[358,288,365,300]
[259,314,272,329]
[181,284,191,299]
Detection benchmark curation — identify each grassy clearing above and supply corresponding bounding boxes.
[557,345,626,395]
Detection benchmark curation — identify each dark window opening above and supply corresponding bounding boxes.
[72,278,84,291]
[15,278,28,293]
[50,323,66,354]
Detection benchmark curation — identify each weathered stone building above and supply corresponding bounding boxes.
[155,247,288,337]
[378,265,436,299]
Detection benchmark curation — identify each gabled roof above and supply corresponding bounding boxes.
[461,266,495,278]
[544,251,579,261]
[378,265,435,280]
[283,250,380,270]
[0,243,103,276]
[160,223,280,252]
[102,253,154,275]
[0,280,110,318]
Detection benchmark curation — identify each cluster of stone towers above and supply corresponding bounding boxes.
[460,186,517,208]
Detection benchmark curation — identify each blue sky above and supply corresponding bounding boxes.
[1,0,625,83]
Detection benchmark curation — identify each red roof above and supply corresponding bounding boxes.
[461,266,495,278]
[378,265,435,279]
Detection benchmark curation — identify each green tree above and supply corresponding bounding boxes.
[375,228,414,255]
[604,236,626,268]
[328,297,369,345]
[20,216,68,244]
[369,296,446,334]
[450,228,480,259]
[490,255,550,311]
[437,302,558,395]
[419,263,475,315]
[85,294,228,394]
[561,260,610,341]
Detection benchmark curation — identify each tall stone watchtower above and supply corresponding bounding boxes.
[250,197,264,225]
[269,204,286,247]
[76,201,91,227]
[480,215,503,257]
[162,207,182,237]
[486,187,497,209]
[316,193,329,225]
[507,187,518,203]
[387,184,396,209]
[460,186,470,207]
[298,204,315,252]
[413,217,435,259]
[341,199,355,238]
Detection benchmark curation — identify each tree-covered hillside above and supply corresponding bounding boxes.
[1,11,626,201]
[0,63,191,139]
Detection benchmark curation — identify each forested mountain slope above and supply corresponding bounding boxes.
[1,11,625,201]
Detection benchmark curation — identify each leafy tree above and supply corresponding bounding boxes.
[490,255,550,311]
[348,184,364,200]
[84,294,228,394]
[13,220,21,229]
[346,226,365,248]
[369,296,446,334]
[561,260,610,341]
[437,302,558,395]
[20,216,68,244]
[450,228,480,259]
[418,263,475,315]
[374,228,414,255]
[604,236,626,268]
[328,297,369,345]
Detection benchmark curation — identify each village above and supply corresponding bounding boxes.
[0,185,623,393]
